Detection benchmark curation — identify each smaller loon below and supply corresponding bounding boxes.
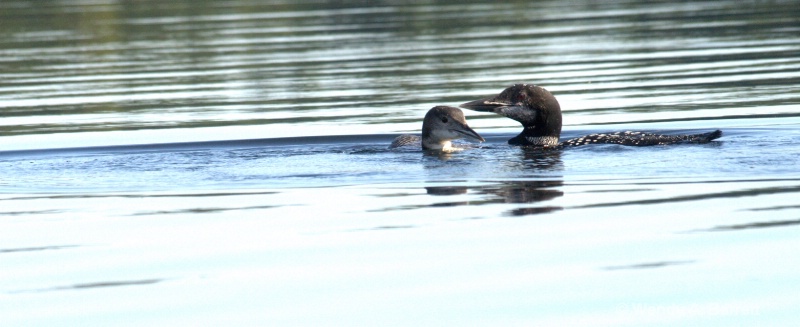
[460,84,722,147]
[390,106,485,152]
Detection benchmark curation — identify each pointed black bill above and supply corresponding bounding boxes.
[459,98,511,113]
[452,124,485,143]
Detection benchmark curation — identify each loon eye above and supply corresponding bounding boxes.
[441,117,448,123]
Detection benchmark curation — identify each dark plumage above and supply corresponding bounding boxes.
[559,130,723,146]
[460,84,722,147]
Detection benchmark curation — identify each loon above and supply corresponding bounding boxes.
[390,106,485,152]
[460,84,722,147]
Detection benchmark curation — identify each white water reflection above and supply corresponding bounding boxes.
[2,0,800,326]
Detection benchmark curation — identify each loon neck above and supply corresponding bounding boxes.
[508,111,562,146]
[422,139,452,151]
[421,125,437,150]
[512,87,563,146]
[509,127,560,146]
[421,127,458,152]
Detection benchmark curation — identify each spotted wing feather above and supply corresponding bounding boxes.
[561,130,722,147]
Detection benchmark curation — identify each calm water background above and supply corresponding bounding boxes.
[2,0,800,325]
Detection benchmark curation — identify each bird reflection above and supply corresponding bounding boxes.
[508,206,562,216]
[477,180,563,204]
[424,180,564,216]
[425,186,468,196]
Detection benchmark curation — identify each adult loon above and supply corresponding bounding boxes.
[460,84,722,147]
[390,106,485,152]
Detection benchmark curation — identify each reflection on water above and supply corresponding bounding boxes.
[421,180,564,216]
[603,260,695,271]
[0,245,80,254]
[131,204,280,216]
[577,179,800,209]
[13,279,165,294]
[507,206,564,216]
[704,218,800,232]
[425,186,468,196]
[521,147,564,170]
[2,0,800,326]
[479,180,563,204]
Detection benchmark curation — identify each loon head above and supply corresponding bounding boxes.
[460,84,562,146]
[421,106,485,151]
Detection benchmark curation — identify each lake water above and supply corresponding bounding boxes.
[2,0,800,325]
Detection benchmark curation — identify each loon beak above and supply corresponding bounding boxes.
[459,98,512,113]
[460,96,530,125]
[451,124,485,143]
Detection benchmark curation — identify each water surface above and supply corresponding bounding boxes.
[1,0,800,325]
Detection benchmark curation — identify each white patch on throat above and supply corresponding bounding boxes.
[422,139,453,151]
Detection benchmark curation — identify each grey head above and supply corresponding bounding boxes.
[421,106,485,151]
[460,84,562,146]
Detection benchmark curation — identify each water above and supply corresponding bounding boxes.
[2,0,800,325]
